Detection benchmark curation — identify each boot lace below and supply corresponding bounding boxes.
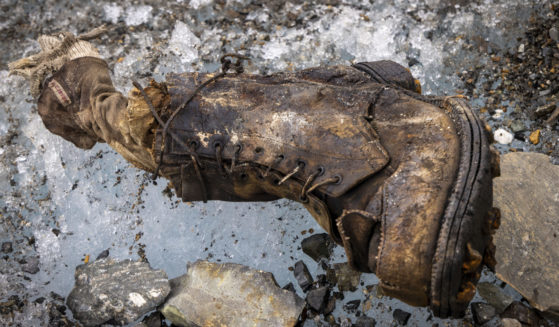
[133,53,249,202]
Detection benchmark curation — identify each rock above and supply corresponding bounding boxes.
[306,286,329,312]
[326,263,361,292]
[96,249,110,260]
[494,128,513,144]
[343,299,360,313]
[66,258,170,326]
[161,261,305,327]
[294,260,313,291]
[501,302,541,326]
[282,282,296,294]
[393,309,411,325]
[355,316,376,327]
[476,282,514,314]
[1,241,13,253]
[501,318,522,327]
[22,256,40,274]
[493,152,559,315]
[471,302,497,325]
[323,296,336,315]
[529,129,540,145]
[510,120,526,133]
[550,26,559,42]
[301,233,334,262]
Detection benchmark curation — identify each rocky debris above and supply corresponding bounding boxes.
[343,299,360,313]
[96,248,110,260]
[393,308,411,325]
[161,260,304,327]
[326,263,361,292]
[134,311,165,327]
[476,282,514,314]
[501,302,548,327]
[355,315,376,327]
[471,302,497,325]
[493,152,559,316]
[21,256,40,274]
[1,241,12,253]
[306,286,330,312]
[294,260,314,291]
[301,233,334,262]
[66,258,170,326]
[323,296,336,315]
[501,318,523,327]
[283,282,296,293]
[494,128,513,144]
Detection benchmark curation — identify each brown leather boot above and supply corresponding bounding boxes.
[150,60,497,318]
[28,52,496,317]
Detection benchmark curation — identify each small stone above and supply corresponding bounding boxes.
[355,316,376,327]
[22,257,40,274]
[323,296,336,315]
[96,249,110,260]
[518,44,525,53]
[294,260,313,291]
[529,129,540,145]
[476,282,514,313]
[393,309,411,325]
[1,241,12,253]
[301,233,334,262]
[282,282,296,294]
[66,258,170,326]
[306,286,329,312]
[534,103,557,117]
[326,263,361,292]
[494,128,514,144]
[501,318,522,327]
[471,302,497,325]
[161,261,304,327]
[550,26,559,42]
[510,120,526,133]
[343,299,360,313]
[501,302,540,326]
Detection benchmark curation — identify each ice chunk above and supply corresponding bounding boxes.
[125,5,153,27]
[103,4,122,24]
[168,21,201,64]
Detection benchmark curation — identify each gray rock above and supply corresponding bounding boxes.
[501,302,541,326]
[66,258,170,326]
[160,260,305,327]
[510,120,526,133]
[393,308,411,325]
[22,257,40,274]
[1,241,12,253]
[471,302,497,325]
[326,263,361,292]
[294,260,313,291]
[301,233,334,262]
[476,282,514,314]
[355,316,376,327]
[493,152,559,315]
[549,26,559,42]
[306,286,329,312]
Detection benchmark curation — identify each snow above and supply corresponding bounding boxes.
[124,5,153,27]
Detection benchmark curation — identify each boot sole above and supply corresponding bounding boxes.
[430,98,493,318]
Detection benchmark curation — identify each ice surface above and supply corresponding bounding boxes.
[0,0,551,326]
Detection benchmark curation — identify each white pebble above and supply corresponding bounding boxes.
[494,128,513,144]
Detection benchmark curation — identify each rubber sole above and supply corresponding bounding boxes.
[430,98,493,318]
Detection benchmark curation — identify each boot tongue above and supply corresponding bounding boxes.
[159,72,390,197]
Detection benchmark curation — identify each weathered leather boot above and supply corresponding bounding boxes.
[148,60,496,318]
[11,31,497,316]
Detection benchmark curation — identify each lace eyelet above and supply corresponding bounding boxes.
[213,140,223,149]
[317,166,325,176]
[299,195,309,203]
[254,147,264,154]
[297,160,306,169]
[235,143,243,153]
[190,140,199,149]
[333,174,343,184]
